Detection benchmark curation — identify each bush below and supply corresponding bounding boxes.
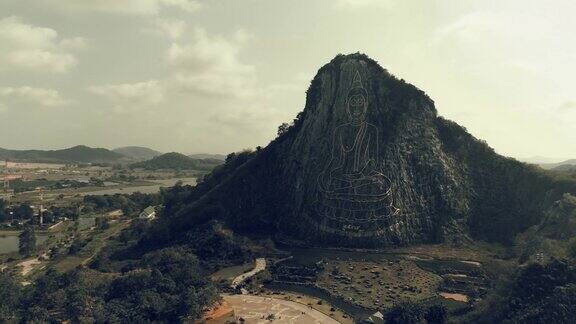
[385,301,424,324]
[0,272,21,321]
[568,237,576,259]
[424,304,447,324]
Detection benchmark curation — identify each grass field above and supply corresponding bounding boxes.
[269,244,506,318]
[317,259,443,309]
[52,219,130,273]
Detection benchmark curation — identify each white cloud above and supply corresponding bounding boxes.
[434,10,576,74]
[0,86,67,107]
[166,28,256,98]
[433,10,576,107]
[431,6,576,158]
[42,0,202,16]
[559,101,576,111]
[166,28,253,74]
[88,26,257,118]
[154,18,186,40]
[335,0,392,8]
[88,80,165,111]
[159,0,202,13]
[171,71,257,98]
[59,37,88,51]
[0,16,85,73]
[6,50,77,73]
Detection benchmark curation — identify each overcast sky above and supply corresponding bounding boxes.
[0,0,574,160]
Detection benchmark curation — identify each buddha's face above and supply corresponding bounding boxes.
[347,94,367,122]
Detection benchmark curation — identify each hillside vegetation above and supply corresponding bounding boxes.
[130,152,222,171]
[0,145,125,163]
[112,146,162,161]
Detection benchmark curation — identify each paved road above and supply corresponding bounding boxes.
[224,294,340,324]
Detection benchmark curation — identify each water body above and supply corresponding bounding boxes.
[81,177,197,196]
[0,233,49,254]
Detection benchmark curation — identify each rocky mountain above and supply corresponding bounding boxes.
[130,152,222,171]
[148,53,576,248]
[113,146,162,161]
[0,145,125,163]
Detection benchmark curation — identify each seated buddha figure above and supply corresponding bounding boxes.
[318,72,390,212]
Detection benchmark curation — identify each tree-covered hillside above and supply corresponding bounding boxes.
[113,146,162,161]
[0,145,125,163]
[130,152,222,171]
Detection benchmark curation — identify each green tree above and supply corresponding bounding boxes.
[95,216,110,230]
[568,237,576,259]
[424,304,447,324]
[14,202,34,221]
[0,198,8,222]
[22,306,50,323]
[0,272,21,321]
[19,225,37,257]
[68,237,85,255]
[385,301,424,324]
[277,122,290,137]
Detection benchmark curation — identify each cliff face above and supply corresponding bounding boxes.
[169,53,575,247]
[269,56,469,246]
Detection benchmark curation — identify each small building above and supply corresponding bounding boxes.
[363,311,384,324]
[106,209,124,219]
[139,206,156,220]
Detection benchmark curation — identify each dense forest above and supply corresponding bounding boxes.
[2,153,576,323]
[0,145,125,163]
[130,152,222,171]
[0,183,252,323]
[0,246,218,322]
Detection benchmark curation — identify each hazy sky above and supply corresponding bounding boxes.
[0,0,574,160]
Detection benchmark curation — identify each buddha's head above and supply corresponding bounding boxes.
[347,71,368,124]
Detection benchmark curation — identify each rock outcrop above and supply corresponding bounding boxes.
[160,53,576,248]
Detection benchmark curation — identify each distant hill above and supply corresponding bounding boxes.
[130,152,222,171]
[0,145,125,163]
[113,146,162,161]
[540,159,576,170]
[551,164,576,172]
[520,156,564,164]
[188,153,226,161]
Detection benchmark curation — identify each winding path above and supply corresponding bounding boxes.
[231,258,266,289]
